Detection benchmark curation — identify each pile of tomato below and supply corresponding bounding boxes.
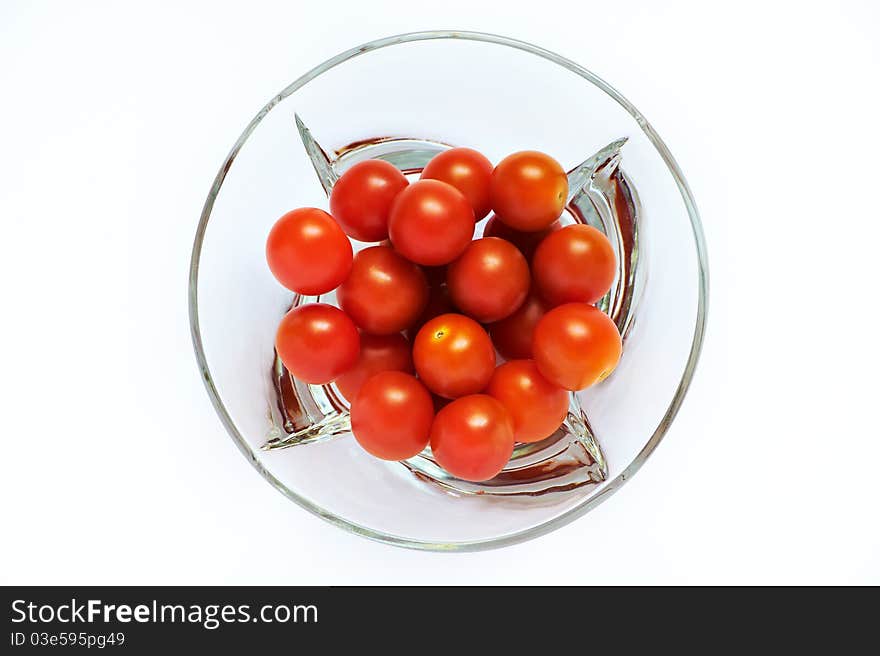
[266,147,621,482]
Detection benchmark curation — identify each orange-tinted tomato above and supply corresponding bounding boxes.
[413,313,495,399]
[350,371,433,460]
[486,360,569,443]
[446,237,530,323]
[490,151,568,231]
[329,160,409,242]
[388,180,475,265]
[266,208,352,295]
[421,147,494,220]
[533,224,616,306]
[430,394,515,481]
[337,245,428,335]
[533,303,622,390]
[488,290,548,361]
[275,303,360,384]
[334,332,413,402]
[483,215,561,261]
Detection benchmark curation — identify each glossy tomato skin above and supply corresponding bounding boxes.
[483,215,561,261]
[350,371,433,461]
[446,237,529,323]
[334,332,413,402]
[337,245,428,335]
[488,290,548,360]
[329,160,409,242]
[275,303,360,384]
[490,151,568,231]
[266,208,352,295]
[533,224,616,306]
[430,394,515,481]
[486,360,569,443]
[388,180,475,265]
[421,147,494,220]
[413,313,495,399]
[533,303,622,390]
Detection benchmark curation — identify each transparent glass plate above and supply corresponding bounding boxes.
[189,31,708,550]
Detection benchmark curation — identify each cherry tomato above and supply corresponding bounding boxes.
[388,180,475,265]
[337,245,428,335]
[533,303,622,390]
[350,371,433,460]
[334,332,413,402]
[421,147,494,220]
[329,159,409,242]
[486,360,569,443]
[446,237,529,323]
[413,313,495,399]
[490,151,568,231]
[483,215,561,261]
[488,290,548,360]
[266,208,352,295]
[429,394,515,481]
[533,224,616,306]
[275,303,360,384]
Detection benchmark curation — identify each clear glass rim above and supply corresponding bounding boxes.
[187,30,710,552]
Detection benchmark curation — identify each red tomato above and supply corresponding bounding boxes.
[446,237,529,323]
[388,180,475,265]
[275,303,360,384]
[330,160,409,242]
[334,332,413,402]
[421,147,494,220]
[486,360,569,443]
[533,303,622,390]
[490,151,568,231]
[488,290,548,361]
[430,394,515,481]
[483,215,561,261]
[350,371,433,461]
[413,313,495,399]
[337,245,428,335]
[533,224,616,306]
[266,208,352,295]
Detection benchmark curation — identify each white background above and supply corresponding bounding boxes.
[1,0,878,584]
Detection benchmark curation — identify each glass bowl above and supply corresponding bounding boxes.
[188,31,708,551]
